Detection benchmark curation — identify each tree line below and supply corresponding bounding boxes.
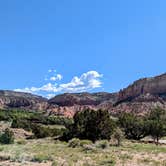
[62,107,166,145]
[0,107,165,145]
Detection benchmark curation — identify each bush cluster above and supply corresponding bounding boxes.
[0,128,14,144]
[62,109,116,142]
[31,124,65,138]
[0,107,165,145]
[0,109,72,127]
[118,108,166,144]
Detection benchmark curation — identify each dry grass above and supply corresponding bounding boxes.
[0,138,165,166]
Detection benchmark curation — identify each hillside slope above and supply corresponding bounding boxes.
[0,90,48,111]
[1,73,166,117]
[48,73,166,116]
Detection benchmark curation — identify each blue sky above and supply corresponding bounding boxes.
[0,0,166,97]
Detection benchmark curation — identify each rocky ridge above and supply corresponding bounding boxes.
[1,73,166,117]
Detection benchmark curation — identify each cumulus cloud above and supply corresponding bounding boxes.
[50,74,63,81]
[15,70,103,98]
[48,69,56,73]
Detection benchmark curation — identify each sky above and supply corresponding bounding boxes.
[0,0,166,98]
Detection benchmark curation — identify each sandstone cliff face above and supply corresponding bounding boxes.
[118,73,166,102]
[0,90,48,111]
[110,73,166,115]
[0,73,166,117]
[48,92,117,106]
[47,92,118,117]
[48,73,166,117]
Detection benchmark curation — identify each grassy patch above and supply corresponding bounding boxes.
[0,138,164,165]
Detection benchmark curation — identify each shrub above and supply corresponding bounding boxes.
[0,128,14,144]
[0,110,11,121]
[63,109,116,142]
[0,155,10,161]
[11,119,32,131]
[16,139,27,145]
[31,124,64,138]
[45,116,73,126]
[118,113,148,140]
[32,154,52,163]
[100,159,115,166]
[112,127,124,146]
[82,144,96,152]
[68,138,80,148]
[95,140,109,149]
[147,108,166,145]
[80,140,93,147]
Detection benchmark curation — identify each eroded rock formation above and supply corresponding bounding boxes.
[1,73,166,117]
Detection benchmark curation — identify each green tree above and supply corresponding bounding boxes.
[118,113,147,140]
[112,127,124,146]
[147,108,166,145]
[63,109,116,142]
[0,128,14,144]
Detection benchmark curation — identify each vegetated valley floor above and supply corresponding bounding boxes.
[0,137,165,166]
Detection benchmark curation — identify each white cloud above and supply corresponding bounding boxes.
[50,74,63,81]
[48,69,56,73]
[47,94,56,98]
[50,77,56,81]
[57,74,63,80]
[14,70,103,98]
[48,69,52,73]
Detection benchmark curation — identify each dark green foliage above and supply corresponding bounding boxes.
[0,109,71,139]
[147,108,166,145]
[0,128,14,144]
[63,109,116,142]
[96,140,109,149]
[0,109,43,122]
[44,116,73,127]
[11,119,32,131]
[0,110,12,121]
[118,113,148,140]
[68,138,81,148]
[112,127,124,146]
[0,109,72,126]
[31,124,65,138]
[147,107,166,121]
[118,108,166,143]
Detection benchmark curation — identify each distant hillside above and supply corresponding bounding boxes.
[48,92,117,106]
[1,73,166,117]
[0,90,48,111]
[118,73,166,102]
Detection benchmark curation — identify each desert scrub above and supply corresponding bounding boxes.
[68,138,80,148]
[95,140,109,149]
[82,144,96,153]
[118,153,133,164]
[32,154,53,163]
[16,139,27,145]
[0,128,14,144]
[100,159,115,166]
[112,127,124,146]
[0,147,4,151]
[80,140,93,147]
[76,157,96,166]
[0,155,10,161]
[51,157,68,166]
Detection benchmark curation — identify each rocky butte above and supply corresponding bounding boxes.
[0,73,166,117]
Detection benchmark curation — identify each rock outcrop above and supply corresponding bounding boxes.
[48,73,166,117]
[118,73,166,102]
[111,73,166,115]
[48,92,117,106]
[0,90,48,111]
[1,73,166,117]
